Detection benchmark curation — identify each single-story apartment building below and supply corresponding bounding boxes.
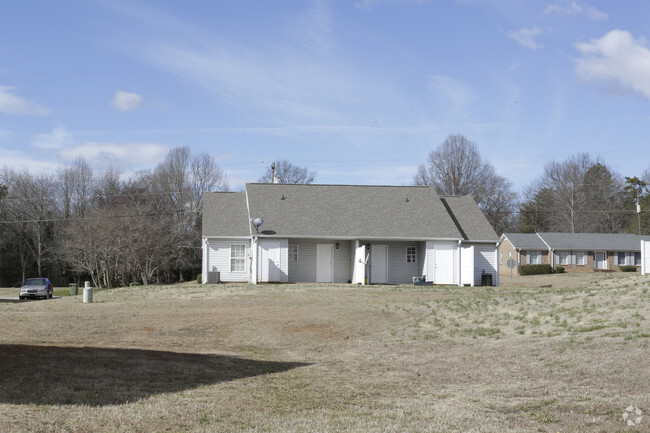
[499,232,650,275]
[202,183,500,286]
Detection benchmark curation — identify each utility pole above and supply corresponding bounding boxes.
[637,197,642,236]
[271,162,276,184]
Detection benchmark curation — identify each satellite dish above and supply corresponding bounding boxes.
[252,217,263,233]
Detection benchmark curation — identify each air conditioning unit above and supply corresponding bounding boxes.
[207,271,220,284]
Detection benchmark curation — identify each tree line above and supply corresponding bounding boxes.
[1,136,648,287]
[0,146,227,288]
[414,134,650,236]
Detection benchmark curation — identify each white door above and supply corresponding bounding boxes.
[371,245,388,284]
[595,252,607,270]
[261,241,281,282]
[316,244,333,283]
[433,243,454,284]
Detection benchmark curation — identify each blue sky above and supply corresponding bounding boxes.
[2,0,650,192]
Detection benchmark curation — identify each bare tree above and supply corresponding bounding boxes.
[258,159,316,184]
[57,157,93,219]
[522,154,629,233]
[190,151,229,215]
[415,134,517,234]
[3,169,58,278]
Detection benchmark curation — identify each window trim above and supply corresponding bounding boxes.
[528,250,541,265]
[558,251,570,266]
[288,244,299,263]
[230,244,246,273]
[406,246,416,263]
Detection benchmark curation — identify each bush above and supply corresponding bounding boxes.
[620,266,637,272]
[518,264,553,276]
[196,273,202,284]
[555,266,565,274]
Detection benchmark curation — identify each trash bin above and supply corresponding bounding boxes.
[83,281,93,303]
[69,283,78,296]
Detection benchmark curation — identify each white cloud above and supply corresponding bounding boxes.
[110,90,143,111]
[58,142,168,168]
[508,27,543,49]
[0,148,61,172]
[543,2,607,21]
[427,75,477,114]
[574,30,650,98]
[31,126,73,149]
[0,86,51,115]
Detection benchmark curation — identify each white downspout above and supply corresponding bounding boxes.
[495,242,500,287]
[457,240,463,287]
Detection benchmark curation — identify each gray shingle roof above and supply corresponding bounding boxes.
[440,196,499,242]
[538,232,650,252]
[502,233,548,250]
[202,192,250,237]
[245,183,464,239]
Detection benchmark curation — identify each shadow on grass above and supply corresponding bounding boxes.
[0,344,309,406]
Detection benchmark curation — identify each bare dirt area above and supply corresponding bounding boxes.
[1,273,649,432]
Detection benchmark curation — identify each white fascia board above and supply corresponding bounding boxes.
[204,236,251,240]
[259,235,463,242]
[536,233,552,251]
[244,187,253,238]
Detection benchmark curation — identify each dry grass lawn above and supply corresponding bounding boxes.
[1,272,649,432]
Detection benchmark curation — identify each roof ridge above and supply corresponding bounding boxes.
[246,183,433,188]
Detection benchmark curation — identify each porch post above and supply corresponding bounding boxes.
[353,240,366,285]
[250,236,258,284]
[201,238,208,284]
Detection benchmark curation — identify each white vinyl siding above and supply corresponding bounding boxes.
[287,239,351,283]
[387,242,419,284]
[205,239,250,282]
[424,241,458,285]
[417,241,426,280]
[474,244,497,286]
[255,239,289,283]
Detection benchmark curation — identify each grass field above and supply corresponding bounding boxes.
[1,273,649,432]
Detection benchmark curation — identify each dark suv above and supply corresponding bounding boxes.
[19,278,53,300]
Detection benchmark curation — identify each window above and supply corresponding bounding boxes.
[634,252,641,266]
[528,250,541,265]
[575,251,586,266]
[230,244,246,272]
[289,244,299,262]
[617,252,627,266]
[406,246,416,263]
[558,251,570,266]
